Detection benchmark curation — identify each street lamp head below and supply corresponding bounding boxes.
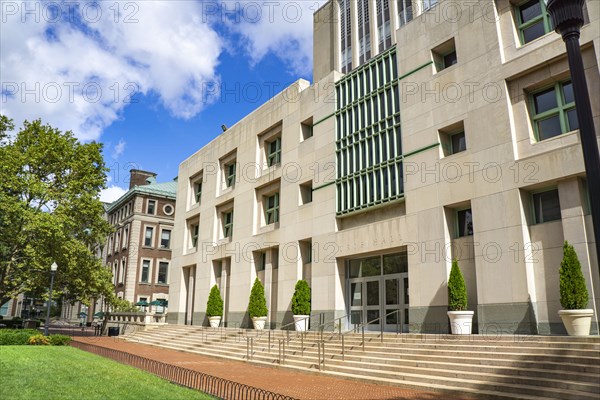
[545,0,585,35]
[50,262,58,272]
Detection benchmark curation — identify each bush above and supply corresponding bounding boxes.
[560,241,589,310]
[291,280,311,315]
[206,285,224,317]
[28,334,49,345]
[248,278,268,318]
[48,334,72,346]
[0,329,39,345]
[448,259,468,311]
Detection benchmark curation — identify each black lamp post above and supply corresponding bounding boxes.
[44,262,58,336]
[546,0,600,274]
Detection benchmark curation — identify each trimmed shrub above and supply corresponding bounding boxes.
[206,285,224,317]
[48,334,72,346]
[28,334,50,346]
[291,280,311,315]
[448,259,468,311]
[0,329,39,345]
[560,241,589,310]
[248,278,268,318]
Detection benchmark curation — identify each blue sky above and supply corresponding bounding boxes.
[1,1,324,201]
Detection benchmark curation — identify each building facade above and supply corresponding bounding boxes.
[168,0,600,334]
[104,170,176,311]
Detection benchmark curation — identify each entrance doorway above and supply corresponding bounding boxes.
[347,251,408,332]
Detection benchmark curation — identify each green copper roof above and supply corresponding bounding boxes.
[106,180,177,213]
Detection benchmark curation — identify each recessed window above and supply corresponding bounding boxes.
[122,227,129,249]
[141,260,150,283]
[194,181,202,204]
[190,224,199,249]
[450,131,466,154]
[516,0,551,45]
[432,38,457,73]
[225,162,236,188]
[256,251,266,272]
[301,118,313,141]
[397,0,413,27]
[530,80,577,141]
[222,210,234,238]
[422,0,438,12]
[264,193,280,225]
[533,189,561,224]
[144,227,154,247]
[160,230,171,249]
[157,262,168,284]
[147,200,156,215]
[300,181,313,205]
[266,137,281,167]
[163,204,174,215]
[457,208,474,237]
[439,121,466,157]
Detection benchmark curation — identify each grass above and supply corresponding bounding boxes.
[0,346,214,400]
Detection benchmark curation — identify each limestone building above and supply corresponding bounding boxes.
[104,170,176,311]
[168,0,600,334]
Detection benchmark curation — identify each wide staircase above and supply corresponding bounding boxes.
[125,325,600,400]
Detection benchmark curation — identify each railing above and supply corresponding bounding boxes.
[71,341,296,400]
[339,309,401,361]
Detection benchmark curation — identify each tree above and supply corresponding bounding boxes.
[0,117,113,307]
[559,241,589,310]
[248,278,268,318]
[291,280,311,315]
[206,285,224,317]
[448,259,468,311]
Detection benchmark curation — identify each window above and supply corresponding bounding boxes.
[457,208,474,237]
[141,260,150,283]
[300,181,313,205]
[160,230,171,249]
[516,0,551,45]
[432,38,457,73]
[256,252,266,271]
[422,0,438,11]
[0,301,9,316]
[222,211,234,238]
[163,204,174,215]
[225,162,236,188]
[450,131,466,154]
[122,227,128,249]
[144,227,154,247]
[301,118,313,141]
[443,51,457,68]
[439,121,466,157]
[147,200,156,215]
[530,80,577,141]
[265,193,280,224]
[398,0,413,27]
[533,189,561,223]
[157,262,168,284]
[190,224,199,249]
[120,259,126,283]
[266,137,281,167]
[195,181,202,204]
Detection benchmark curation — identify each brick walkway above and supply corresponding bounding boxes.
[64,328,471,400]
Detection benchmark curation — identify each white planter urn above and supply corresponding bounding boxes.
[252,316,267,330]
[208,316,221,328]
[558,309,594,336]
[448,311,474,335]
[293,315,309,332]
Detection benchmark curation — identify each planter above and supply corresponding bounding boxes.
[208,316,221,328]
[251,316,267,330]
[558,309,594,336]
[293,315,309,331]
[447,311,474,335]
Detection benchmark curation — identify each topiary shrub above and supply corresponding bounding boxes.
[206,285,224,317]
[448,259,468,311]
[0,329,39,345]
[559,241,589,310]
[248,278,268,318]
[291,280,311,315]
[28,334,50,345]
[49,334,72,346]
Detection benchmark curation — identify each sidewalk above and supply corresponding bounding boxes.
[67,330,470,400]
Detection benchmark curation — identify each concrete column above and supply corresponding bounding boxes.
[350,0,360,69]
[221,259,230,325]
[369,0,378,59]
[264,250,274,326]
[185,266,195,325]
[389,0,399,47]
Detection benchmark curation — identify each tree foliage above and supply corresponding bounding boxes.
[559,241,589,310]
[206,285,224,317]
[448,259,468,311]
[248,278,268,318]
[291,280,311,315]
[0,117,113,306]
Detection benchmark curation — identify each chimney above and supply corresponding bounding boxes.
[129,169,157,189]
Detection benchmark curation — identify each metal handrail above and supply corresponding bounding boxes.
[309,312,359,341]
[339,309,402,360]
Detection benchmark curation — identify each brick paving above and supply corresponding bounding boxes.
[62,327,471,400]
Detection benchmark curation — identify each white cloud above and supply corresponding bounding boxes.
[226,1,327,76]
[1,1,223,141]
[112,139,126,159]
[100,185,128,203]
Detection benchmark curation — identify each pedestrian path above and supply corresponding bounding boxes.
[71,335,469,400]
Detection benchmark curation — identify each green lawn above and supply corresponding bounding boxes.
[0,346,214,400]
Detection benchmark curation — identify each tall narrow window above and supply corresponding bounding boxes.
[358,0,371,65]
[516,0,551,45]
[222,211,234,238]
[160,230,171,249]
[457,208,474,237]
[265,193,280,224]
[376,0,391,52]
[191,224,199,249]
[157,262,168,284]
[266,137,281,167]
[530,80,577,141]
[147,200,156,215]
[533,189,561,224]
[195,181,202,204]
[141,260,150,283]
[398,0,413,27]
[339,0,352,73]
[225,162,236,188]
[144,227,154,247]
